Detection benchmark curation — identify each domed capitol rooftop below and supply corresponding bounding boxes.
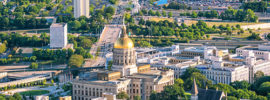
[113,26,134,49]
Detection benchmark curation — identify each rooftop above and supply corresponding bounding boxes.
[50,23,66,27]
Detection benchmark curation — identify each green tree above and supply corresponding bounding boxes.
[51,79,54,84]
[156,11,161,17]
[258,82,270,96]
[222,96,237,100]
[70,20,81,30]
[13,93,22,100]
[0,17,9,30]
[0,96,5,100]
[116,92,129,99]
[0,43,7,54]
[134,96,141,100]
[181,67,200,80]
[191,11,198,18]
[255,71,264,81]
[231,89,250,99]
[168,12,173,18]
[7,96,16,100]
[29,63,38,69]
[104,6,115,19]
[162,10,166,17]
[68,55,84,68]
[80,39,92,49]
[230,81,250,90]
[267,93,270,100]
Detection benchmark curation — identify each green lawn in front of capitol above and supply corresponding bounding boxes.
[19,90,50,96]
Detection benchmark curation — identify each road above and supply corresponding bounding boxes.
[84,25,122,67]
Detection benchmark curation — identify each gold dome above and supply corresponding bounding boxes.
[114,26,134,49]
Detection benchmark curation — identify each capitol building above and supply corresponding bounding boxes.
[72,26,174,100]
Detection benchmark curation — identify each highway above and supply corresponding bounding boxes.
[84,25,122,67]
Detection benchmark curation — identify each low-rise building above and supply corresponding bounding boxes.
[236,42,270,83]
[196,62,249,84]
[59,96,72,100]
[149,56,201,78]
[176,46,228,59]
[35,95,49,100]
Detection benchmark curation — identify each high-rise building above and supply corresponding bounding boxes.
[74,0,89,18]
[50,23,68,49]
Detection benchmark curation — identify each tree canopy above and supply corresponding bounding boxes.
[68,54,84,68]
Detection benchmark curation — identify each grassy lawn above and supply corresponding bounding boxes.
[185,20,264,27]
[38,60,55,65]
[20,90,50,96]
[150,17,174,22]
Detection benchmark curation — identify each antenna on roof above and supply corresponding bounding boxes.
[122,13,125,27]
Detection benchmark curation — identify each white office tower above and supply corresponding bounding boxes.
[50,23,68,49]
[74,0,90,18]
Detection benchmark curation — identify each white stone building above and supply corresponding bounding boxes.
[236,42,270,83]
[149,56,201,78]
[36,95,49,100]
[50,23,67,49]
[74,0,89,18]
[196,62,249,84]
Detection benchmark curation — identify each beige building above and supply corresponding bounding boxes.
[59,96,72,100]
[72,26,174,100]
[35,95,49,100]
[74,0,89,18]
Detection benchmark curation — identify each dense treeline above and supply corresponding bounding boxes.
[163,2,191,10]
[0,93,23,100]
[0,2,49,30]
[197,10,219,18]
[33,48,73,61]
[68,35,97,49]
[137,9,173,18]
[130,20,239,39]
[128,20,244,47]
[57,6,115,33]
[132,38,187,47]
[180,8,258,22]
[0,33,49,47]
[241,1,267,12]
[150,68,270,100]
[220,9,258,22]
[0,56,37,65]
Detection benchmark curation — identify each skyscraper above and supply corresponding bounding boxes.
[50,23,68,48]
[74,0,89,18]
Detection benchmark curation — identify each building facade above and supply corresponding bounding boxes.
[236,43,270,83]
[72,26,174,100]
[197,64,249,84]
[50,23,67,48]
[74,0,89,18]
